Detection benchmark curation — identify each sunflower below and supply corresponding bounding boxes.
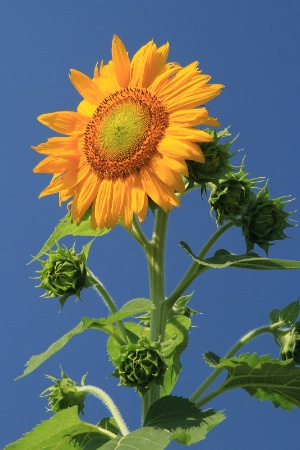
[33,36,223,229]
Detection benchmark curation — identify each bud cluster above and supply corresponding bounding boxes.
[36,243,91,307]
[41,370,87,414]
[112,336,166,394]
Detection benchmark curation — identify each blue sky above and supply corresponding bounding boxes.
[1,1,300,449]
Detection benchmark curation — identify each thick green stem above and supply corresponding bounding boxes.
[190,324,275,405]
[165,221,234,309]
[78,385,129,436]
[143,208,169,419]
[87,269,128,343]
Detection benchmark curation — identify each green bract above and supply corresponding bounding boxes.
[36,242,91,307]
[186,128,235,192]
[208,164,259,225]
[241,185,294,253]
[276,322,300,365]
[41,370,87,415]
[112,336,166,394]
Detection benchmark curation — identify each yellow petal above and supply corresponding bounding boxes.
[38,111,89,135]
[159,138,205,163]
[71,171,100,222]
[165,126,213,142]
[69,69,104,105]
[148,155,185,193]
[32,136,80,155]
[112,35,130,88]
[140,166,180,211]
[33,155,79,173]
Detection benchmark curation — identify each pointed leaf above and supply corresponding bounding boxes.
[218,353,300,410]
[30,208,109,262]
[4,407,114,450]
[269,299,300,326]
[181,242,300,270]
[102,299,154,324]
[161,316,191,396]
[144,396,225,445]
[203,351,221,368]
[17,317,113,379]
[99,428,171,449]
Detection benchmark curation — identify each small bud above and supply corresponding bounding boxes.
[41,369,87,414]
[241,185,294,254]
[208,164,260,224]
[35,242,91,308]
[112,336,166,394]
[275,323,300,365]
[187,128,236,190]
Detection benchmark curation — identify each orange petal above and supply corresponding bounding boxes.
[33,155,79,173]
[158,138,205,163]
[112,35,130,88]
[140,166,180,211]
[148,155,185,193]
[32,136,79,155]
[38,111,89,135]
[165,126,214,142]
[71,171,100,222]
[69,69,104,105]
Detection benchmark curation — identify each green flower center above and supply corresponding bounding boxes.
[84,88,169,178]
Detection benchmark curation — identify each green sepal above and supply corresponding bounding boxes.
[270,299,300,326]
[217,353,300,410]
[30,207,109,263]
[180,243,300,270]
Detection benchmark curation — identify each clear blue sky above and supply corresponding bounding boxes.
[1,1,300,449]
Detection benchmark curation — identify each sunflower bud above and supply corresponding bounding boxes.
[112,336,166,394]
[275,323,300,365]
[36,242,92,308]
[241,185,294,254]
[208,164,259,224]
[187,128,235,191]
[41,369,87,414]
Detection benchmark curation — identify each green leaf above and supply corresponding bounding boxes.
[181,242,300,270]
[161,316,191,396]
[218,353,300,410]
[203,351,221,368]
[30,209,109,262]
[104,299,154,323]
[17,318,113,379]
[4,407,114,450]
[269,299,300,326]
[99,428,171,450]
[144,396,225,445]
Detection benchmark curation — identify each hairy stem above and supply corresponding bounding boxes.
[78,385,129,436]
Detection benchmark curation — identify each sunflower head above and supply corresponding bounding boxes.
[35,242,91,308]
[33,36,223,230]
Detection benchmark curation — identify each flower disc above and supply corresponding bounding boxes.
[84,88,168,178]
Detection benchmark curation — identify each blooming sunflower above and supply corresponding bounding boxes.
[33,36,223,229]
